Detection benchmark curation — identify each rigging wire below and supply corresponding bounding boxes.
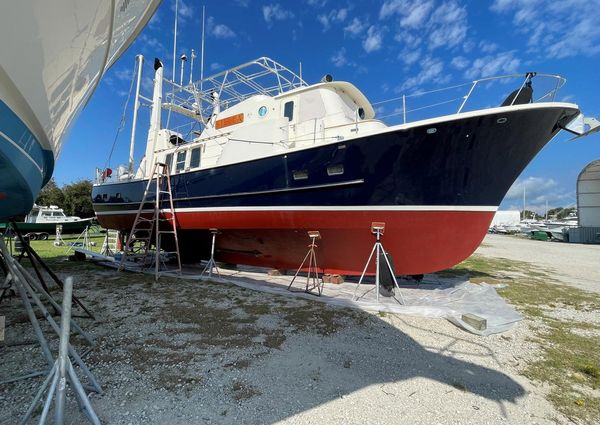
[105,59,138,169]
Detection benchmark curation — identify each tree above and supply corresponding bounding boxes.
[62,180,94,218]
[35,178,65,208]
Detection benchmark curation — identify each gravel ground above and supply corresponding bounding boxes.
[3,234,597,424]
[476,234,600,294]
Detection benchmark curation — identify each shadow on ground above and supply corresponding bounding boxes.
[0,265,525,424]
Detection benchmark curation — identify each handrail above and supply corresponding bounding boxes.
[373,72,567,125]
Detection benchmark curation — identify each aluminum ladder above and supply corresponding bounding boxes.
[119,162,182,279]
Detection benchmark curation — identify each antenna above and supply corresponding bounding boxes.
[179,53,187,86]
[200,5,206,92]
[172,0,179,82]
[189,49,196,85]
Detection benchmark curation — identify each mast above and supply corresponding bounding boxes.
[200,5,205,92]
[523,186,527,220]
[128,54,144,176]
[172,0,178,83]
[146,58,164,176]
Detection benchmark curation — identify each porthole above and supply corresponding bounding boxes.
[426,128,437,134]
[293,170,308,180]
[327,164,344,176]
[258,106,268,117]
[497,117,508,124]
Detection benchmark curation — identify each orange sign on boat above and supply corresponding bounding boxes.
[215,113,244,129]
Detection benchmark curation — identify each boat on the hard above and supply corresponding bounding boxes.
[0,0,160,221]
[92,56,598,275]
[0,205,95,238]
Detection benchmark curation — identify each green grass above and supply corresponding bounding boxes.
[440,254,600,424]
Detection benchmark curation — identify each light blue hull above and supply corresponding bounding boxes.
[0,99,53,220]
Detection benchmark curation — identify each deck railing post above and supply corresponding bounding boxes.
[457,81,477,114]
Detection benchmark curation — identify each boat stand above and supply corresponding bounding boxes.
[353,223,405,305]
[0,237,102,423]
[9,221,95,319]
[200,229,221,279]
[66,226,91,254]
[287,231,323,296]
[54,224,66,246]
[18,278,101,425]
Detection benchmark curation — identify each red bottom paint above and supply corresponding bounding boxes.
[98,209,494,275]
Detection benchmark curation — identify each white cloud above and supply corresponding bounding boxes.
[263,3,294,24]
[400,1,434,28]
[344,17,367,37]
[450,56,469,70]
[307,0,328,7]
[398,56,446,92]
[379,0,405,19]
[317,8,347,31]
[331,47,349,67]
[490,0,600,59]
[504,176,575,212]
[114,68,133,81]
[210,62,224,71]
[171,0,194,23]
[398,49,421,66]
[213,23,235,39]
[362,26,384,53]
[479,40,498,53]
[428,1,468,49]
[148,11,161,29]
[464,51,520,79]
[382,1,467,52]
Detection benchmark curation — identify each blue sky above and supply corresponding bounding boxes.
[58,0,600,212]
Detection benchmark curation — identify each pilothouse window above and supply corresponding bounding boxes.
[165,153,173,170]
[284,101,294,121]
[176,151,186,172]
[190,147,201,168]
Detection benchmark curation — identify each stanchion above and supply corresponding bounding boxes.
[287,231,323,296]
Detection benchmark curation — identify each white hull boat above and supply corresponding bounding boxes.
[0,0,160,220]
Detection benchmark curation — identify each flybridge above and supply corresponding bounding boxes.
[161,57,308,124]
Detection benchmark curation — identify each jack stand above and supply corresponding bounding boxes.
[200,229,220,279]
[19,277,101,425]
[0,236,101,423]
[353,222,405,305]
[54,224,66,246]
[10,221,95,319]
[66,226,90,254]
[287,231,323,296]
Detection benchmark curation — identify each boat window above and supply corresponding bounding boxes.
[190,147,201,168]
[175,151,186,172]
[284,101,294,121]
[327,164,344,176]
[52,212,63,217]
[165,153,173,170]
[292,170,308,180]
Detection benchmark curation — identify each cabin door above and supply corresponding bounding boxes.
[282,98,298,144]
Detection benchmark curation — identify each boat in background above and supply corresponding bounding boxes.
[91,56,600,276]
[0,205,95,238]
[0,0,160,221]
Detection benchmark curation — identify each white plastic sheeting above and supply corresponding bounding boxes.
[203,268,522,336]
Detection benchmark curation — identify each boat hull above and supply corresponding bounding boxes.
[0,0,160,220]
[92,104,579,274]
[0,219,95,235]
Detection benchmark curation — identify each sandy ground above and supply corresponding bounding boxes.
[476,234,600,294]
[2,234,599,424]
